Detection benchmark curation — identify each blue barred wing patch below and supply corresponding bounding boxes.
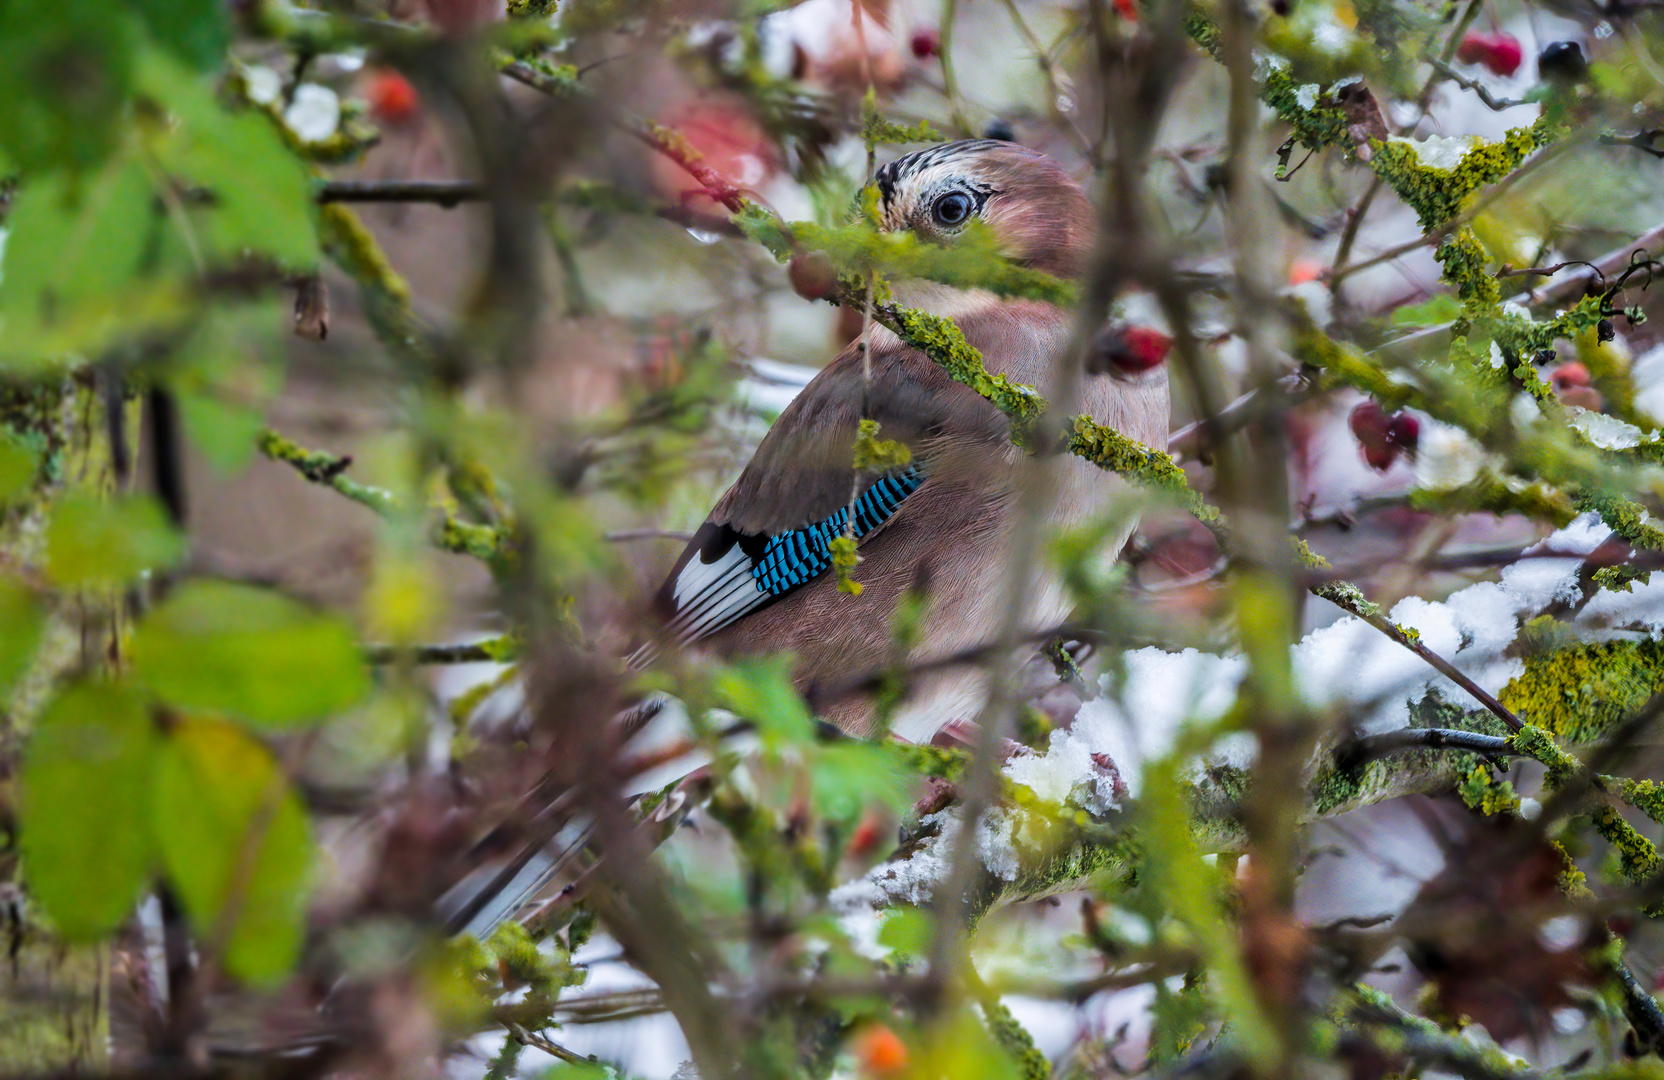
[751,466,924,595]
[657,465,926,646]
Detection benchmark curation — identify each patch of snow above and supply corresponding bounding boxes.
[1413,422,1489,490]
[1569,407,1646,450]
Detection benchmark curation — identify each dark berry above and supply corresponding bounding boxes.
[982,118,1016,142]
[909,29,941,60]
[1538,40,1588,81]
[1348,400,1392,450]
[1363,444,1398,471]
[1598,318,1615,343]
[1386,413,1420,452]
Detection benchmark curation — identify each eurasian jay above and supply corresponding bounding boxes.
[646,138,1170,742]
[443,139,1169,938]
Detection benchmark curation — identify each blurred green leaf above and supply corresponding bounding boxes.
[179,389,264,474]
[0,578,45,698]
[131,580,372,729]
[0,437,41,503]
[138,52,319,267]
[1390,293,1463,328]
[0,157,184,368]
[1139,756,1279,1068]
[0,0,140,173]
[44,493,185,588]
[876,906,932,961]
[153,717,313,984]
[712,656,811,746]
[130,0,229,71]
[808,742,911,823]
[19,681,157,939]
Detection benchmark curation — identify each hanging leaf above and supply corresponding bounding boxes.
[19,682,157,939]
[152,717,314,983]
[130,580,372,730]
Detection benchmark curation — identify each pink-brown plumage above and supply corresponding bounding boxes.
[651,139,1169,740]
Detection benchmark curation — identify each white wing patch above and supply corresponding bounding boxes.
[662,543,772,643]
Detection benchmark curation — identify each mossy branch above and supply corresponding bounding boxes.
[257,428,510,562]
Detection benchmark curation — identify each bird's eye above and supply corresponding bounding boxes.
[931,191,974,228]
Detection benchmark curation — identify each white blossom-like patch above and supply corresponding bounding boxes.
[243,64,282,105]
[1294,83,1321,111]
[284,84,341,143]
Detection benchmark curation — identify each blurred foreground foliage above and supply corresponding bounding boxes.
[10,0,1664,1077]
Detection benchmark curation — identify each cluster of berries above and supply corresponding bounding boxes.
[1348,400,1420,472]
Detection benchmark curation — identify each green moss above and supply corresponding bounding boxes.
[256,427,398,517]
[861,90,946,147]
[796,220,1079,308]
[981,997,1051,1080]
[1576,491,1664,552]
[1067,416,1223,533]
[1622,778,1664,826]
[1434,230,1500,307]
[852,419,912,471]
[505,0,558,14]
[1369,119,1556,231]
[1592,805,1664,889]
[1500,638,1664,743]
[1457,763,1520,816]
[319,203,411,306]
[1508,724,1578,787]
[887,306,1046,435]
[828,533,862,596]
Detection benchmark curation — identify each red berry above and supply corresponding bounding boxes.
[910,29,941,60]
[1108,325,1172,373]
[1348,400,1392,451]
[1484,33,1523,76]
[1112,0,1139,20]
[366,70,420,125]
[1456,32,1490,65]
[788,250,837,301]
[1386,413,1419,451]
[848,814,885,858]
[1362,443,1398,471]
[1456,32,1523,77]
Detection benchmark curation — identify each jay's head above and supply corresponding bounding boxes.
[873,140,1094,280]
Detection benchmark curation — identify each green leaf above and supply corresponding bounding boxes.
[179,389,264,474]
[1390,293,1463,328]
[130,0,229,71]
[876,907,932,961]
[0,0,140,173]
[153,717,313,983]
[808,742,911,823]
[131,580,372,729]
[0,156,189,368]
[0,577,45,698]
[0,436,41,503]
[44,493,186,588]
[138,52,320,267]
[711,656,811,746]
[19,682,157,939]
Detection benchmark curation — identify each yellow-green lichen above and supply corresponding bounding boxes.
[1592,805,1664,890]
[1499,638,1664,744]
[1457,763,1520,816]
[1509,724,1579,787]
[852,418,911,471]
[1368,119,1556,231]
[829,533,862,596]
[1434,230,1500,307]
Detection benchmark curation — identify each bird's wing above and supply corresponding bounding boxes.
[652,332,999,647]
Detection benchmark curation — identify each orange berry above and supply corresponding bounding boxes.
[366,70,420,125]
[1287,260,1323,285]
[854,1025,909,1074]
